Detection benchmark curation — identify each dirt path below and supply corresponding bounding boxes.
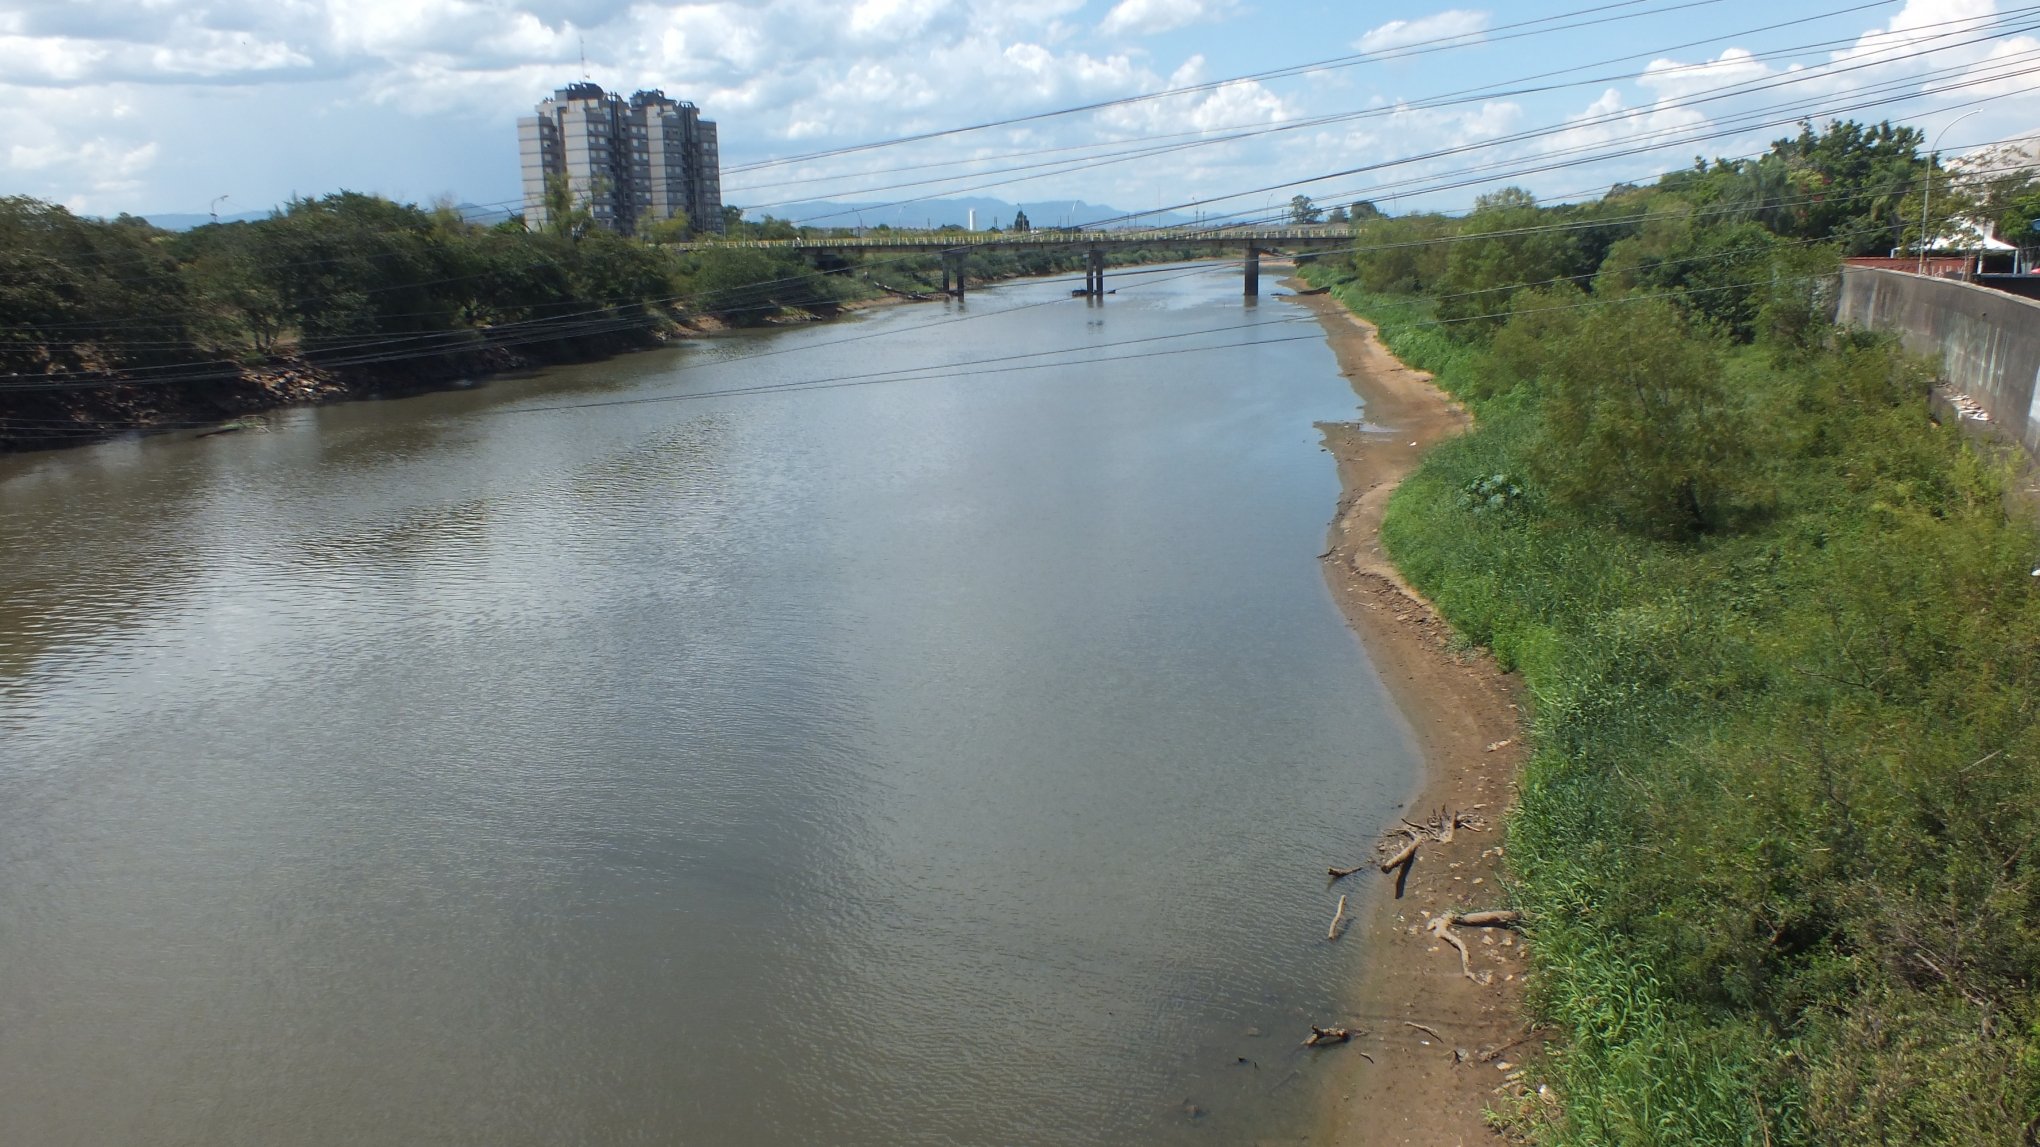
[1283,282,1544,1144]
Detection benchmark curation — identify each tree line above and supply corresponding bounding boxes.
[1,192,868,384]
[0,193,1195,447]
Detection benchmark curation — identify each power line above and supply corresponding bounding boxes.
[9,2,2024,323]
[10,132,2033,383]
[729,0,1934,213]
[722,0,1738,176]
[888,16,2040,234]
[5,24,2034,392]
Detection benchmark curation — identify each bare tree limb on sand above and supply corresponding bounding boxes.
[1426,915,1492,984]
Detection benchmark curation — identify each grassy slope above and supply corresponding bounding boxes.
[1305,267,2040,1144]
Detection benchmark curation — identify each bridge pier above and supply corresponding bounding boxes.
[1244,246,1261,298]
[1086,247,1106,299]
[943,250,967,299]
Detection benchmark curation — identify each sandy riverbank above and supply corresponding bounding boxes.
[1281,279,1544,1144]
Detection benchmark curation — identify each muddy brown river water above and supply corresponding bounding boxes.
[0,265,1421,1146]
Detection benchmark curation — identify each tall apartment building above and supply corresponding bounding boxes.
[517,83,723,235]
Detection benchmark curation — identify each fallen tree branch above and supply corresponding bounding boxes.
[1451,910,1523,929]
[1403,1021,1444,1041]
[1476,1030,1543,1064]
[1328,894,1348,940]
[1426,915,1488,983]
[1303,1026,1352,1047]
[1327,864,1364,880]
[1379,830,1421,873]
[1397,807,1487,847]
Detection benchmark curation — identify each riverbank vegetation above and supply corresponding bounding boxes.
[1305,120,2040,1143]
[0,193,1190,449]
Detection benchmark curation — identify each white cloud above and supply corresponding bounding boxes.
[4,0,2038,221]
[1636,47,1772,102]
[1097,0,1233,38]
[1,83,161,210]
[1356,9,1488,54]
[846,0,955,41]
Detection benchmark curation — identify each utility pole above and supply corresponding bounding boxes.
[1920,107,1983,275]
[209,195,229,225]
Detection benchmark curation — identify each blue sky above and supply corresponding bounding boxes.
[2,0,2035,221]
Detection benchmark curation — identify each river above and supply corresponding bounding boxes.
[0,264,1420,1145]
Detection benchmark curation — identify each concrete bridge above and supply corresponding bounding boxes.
[667,225,1351,298]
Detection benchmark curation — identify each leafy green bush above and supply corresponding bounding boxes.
[1329,271,2040,1142]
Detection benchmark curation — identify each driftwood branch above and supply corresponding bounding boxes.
[1384,808,1486,864]
[1327,894,1348,940]
[1451,910,1523,929]
[1426,915,1490,984]
[1477,1030,1542,1064]
[1303,1026,1352,1047]
[1428,916,1472,979]
[1403,1021,1444,1041]
[1373,809,1491,899]
[1378,831,1421,873]
[1328,864,1365,880]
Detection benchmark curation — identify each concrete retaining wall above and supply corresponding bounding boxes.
[1836,266,2040,457]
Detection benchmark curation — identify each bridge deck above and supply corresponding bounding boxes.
[668,226,1351,252]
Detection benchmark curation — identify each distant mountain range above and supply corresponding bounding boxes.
[744,197,1199,231]
[140,210,274,230]
[141,203,513,230]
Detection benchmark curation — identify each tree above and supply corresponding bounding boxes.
[1327,205,1350,223]
[0,197,207,376]
[1515,288,1755,536]
[1473,186,1538,212]
[1349,200,1383,221]
[1011,209,1031,232]
[254,191,466,352]
[1761,119,1927,254]
[638,212,693,244]
[541,172,593,241]
[181,221,291,355]
[1288,194,1324,224]
[1436,189,1588,331]
[1348,212,1452,293]
[568,228,671,310]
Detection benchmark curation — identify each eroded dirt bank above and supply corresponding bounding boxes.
[1285,281,1545,1145]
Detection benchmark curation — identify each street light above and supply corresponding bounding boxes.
[209,194,230,225]
[1919,108,1983,275]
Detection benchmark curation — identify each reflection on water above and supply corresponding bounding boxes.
[0,266,1420,1145]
